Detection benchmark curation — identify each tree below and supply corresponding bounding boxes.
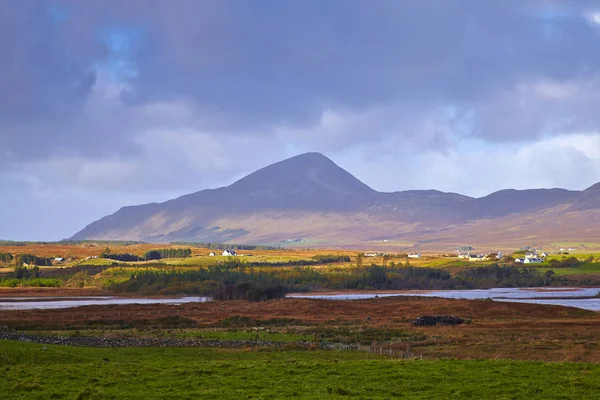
[356,253,364,268]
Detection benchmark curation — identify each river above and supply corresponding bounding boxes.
[288,287,600,311]
[0,296,210,310]
[1,287,599,311]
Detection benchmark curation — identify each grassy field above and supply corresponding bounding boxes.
[33,328,315,342]
[544,263,600,276]
[2,341,600,399]
[166,253,320,266]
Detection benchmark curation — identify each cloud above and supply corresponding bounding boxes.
[349,133,600,196]
[1,0,600,240]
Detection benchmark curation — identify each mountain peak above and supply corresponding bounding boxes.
[228,152,375,195]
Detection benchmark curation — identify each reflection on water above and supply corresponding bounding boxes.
[288,287,600,311]
[0,296,210,310]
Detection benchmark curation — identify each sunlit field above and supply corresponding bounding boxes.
[2,341,600,399]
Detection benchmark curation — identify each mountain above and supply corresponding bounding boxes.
[72,152,600,250]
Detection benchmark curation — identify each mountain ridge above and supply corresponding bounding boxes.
[71,152,600,249]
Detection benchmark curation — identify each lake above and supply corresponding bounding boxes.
[0,296,210,310]
[288,287,600,311]
[1,287,600,311]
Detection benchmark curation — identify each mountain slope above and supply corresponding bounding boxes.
[71,152,600,247]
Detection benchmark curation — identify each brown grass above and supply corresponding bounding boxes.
[0,243,358,259]
[2,296,600,362]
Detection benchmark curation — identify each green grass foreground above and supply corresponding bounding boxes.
[1,342,600,399]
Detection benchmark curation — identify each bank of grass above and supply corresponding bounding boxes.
[167,254,319,266]
[540,263,600,276]
[1,341,600,399]
[32,328,315,342]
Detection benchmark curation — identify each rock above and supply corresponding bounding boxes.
[412,315,465,326]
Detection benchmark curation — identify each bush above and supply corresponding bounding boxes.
[311,255,351,263]
[12,265,41,279]
[212,282,288,302]
[0,252,13,264]
[548,257,581,268]
[65,272,94,288]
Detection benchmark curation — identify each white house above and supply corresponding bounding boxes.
[222,250,237,256]
[209,252,216,257]
[524,257,543,264]
[515,258,526,263]
[469,254,484,262]
[408,253,421,259]
[54,257,65,262]
[458,252,470,259]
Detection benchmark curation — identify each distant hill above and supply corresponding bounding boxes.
[71,152,600,250]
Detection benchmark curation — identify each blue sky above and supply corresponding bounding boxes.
[1,0,600,240]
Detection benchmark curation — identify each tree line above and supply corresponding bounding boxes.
[107,263,561,299]
[0,265,61,288]
[144,248,192,260]
[101,247,192,262]
[0,252,13,264]
[0,253,53,266]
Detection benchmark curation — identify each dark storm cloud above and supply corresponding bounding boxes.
[0,2,98,122]
[2,0,600,152]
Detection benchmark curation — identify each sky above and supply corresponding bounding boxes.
[2,0,600,240]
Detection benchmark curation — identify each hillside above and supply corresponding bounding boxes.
[71,152,600,249]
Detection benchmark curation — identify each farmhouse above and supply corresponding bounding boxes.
[524,257,543,264]
[365,252,386,257]
[469,254,484,262]
[209,252,216,257]
[54,257,65,262]
[408,253,421,259]
[222,250,237,256]
[483,252,502,261]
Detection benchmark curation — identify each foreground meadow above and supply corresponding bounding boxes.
[2,341,600,399]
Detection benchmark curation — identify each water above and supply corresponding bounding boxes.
[288,287,600,311]
[0,296,210,310]
[2,288,600,311]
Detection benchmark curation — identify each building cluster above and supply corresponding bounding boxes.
[364,252,387,257]
[457,251,503,262]
[209,250,238,257]
[514,250,547,264]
